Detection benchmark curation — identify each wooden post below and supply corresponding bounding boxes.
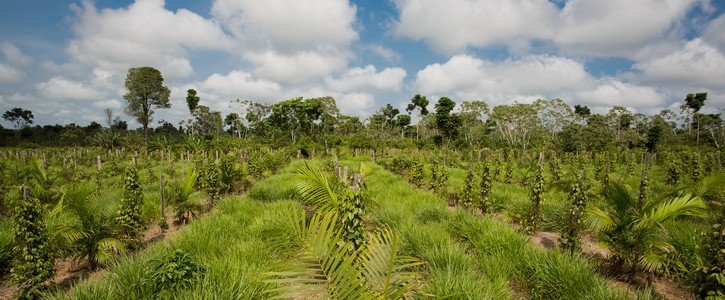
[351,174,363,191]
[215,150,219,162]
[181,154,185,178]
[342,166,348,183]
[160,174,165,232]
[22,186,30,200]
[132,156,137,165]
[97,155,102,171]
[334,166,341,179]
[538,152,545,167]
[297,149,301,159]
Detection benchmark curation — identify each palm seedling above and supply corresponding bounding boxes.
[168,171,204,225]
[586,182,706,277]
[264,210,423,299]
[65,184,124,270]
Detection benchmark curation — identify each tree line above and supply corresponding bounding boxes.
[1,66,722,153]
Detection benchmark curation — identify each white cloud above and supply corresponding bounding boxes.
[248,50,349,84]
[325,65,406,92]
[577,79,664,107]
[703,14,725,53]
[369,45,401,62]
[393,0,700,57]
[36,77,106,100]
[414,54,666,109]
[634,38,725,90]
[211,0,358,52]
[393,0,558,54]
[1,42,33,67]
[337,92,376,115]
[198,70,283,102]
[556,0,697,56]
[0,63,24,84]
[67,0,234,78]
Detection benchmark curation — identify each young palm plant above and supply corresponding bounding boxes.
[586,182,706,277]
[264,209,423,299]
[65,184,124,270]
[168,171,204,225]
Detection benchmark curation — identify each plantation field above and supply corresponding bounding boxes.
[0,146,723,299]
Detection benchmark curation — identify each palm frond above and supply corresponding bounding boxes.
[97,237,125,265]
[636,194,705,229]
[360,228,423,299]
[294,162,339,213]
[265,211,370,299]
[603,182,635,216]
[585,207,616,231]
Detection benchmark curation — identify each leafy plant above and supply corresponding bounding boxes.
[12,189,55,299]
[559,172,589,255]
[116,167,145,249]
[461,164,475,209]
[264,210,422,299]
[66,184,124,270]
[587,182,706,275]
[479,162,492,214]
[143,249,205,294]
[168,171,204,225]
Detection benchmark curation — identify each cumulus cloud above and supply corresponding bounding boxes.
[556,0,696,56]
[634,38,725,90]
[0,63,24,84]
[67,0,234,78]
[36,77,106,100]
[414,54,666,109]
[325,65,406,92]
[703,14,725,53]
[1,42,33,67]
[197,70,283,103]
[393,0,558,54]
[247,50,349,84]
[211,0,358,52]
[393,0,700,57]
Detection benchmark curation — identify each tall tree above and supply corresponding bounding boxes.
[684,92,707,144]
[186,89,200,113]
[2,107,34,129]
[434,97,461,142]
[406,94,429,139]
[123,67,171,139]
[103,108,114,128]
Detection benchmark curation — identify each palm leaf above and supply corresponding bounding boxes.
[360,228,423,299]
[295,162,339,213]
[603,182,635,216]
[636,194,705,230]
[265,211,370,299]
[585,207,616,231]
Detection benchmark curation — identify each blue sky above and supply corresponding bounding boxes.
[0,0,723,127]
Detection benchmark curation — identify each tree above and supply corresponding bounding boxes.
[2,107,34,129]
[123,67,171,139]
[406,94,429,139]
[574,105,590,118]
[224,113,244,138]
[186,89,200,113]
[192,105,223,137]
[103,108,114,128]
[395,114,411,137]
[684,93,707,144]
[490,102,540,149]
[434,97,461,142]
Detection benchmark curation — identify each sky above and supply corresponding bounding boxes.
[0,0,723,127]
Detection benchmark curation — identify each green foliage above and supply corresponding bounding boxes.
[559,173,589,255]
[691,155,701,182]
[691,203,725,298]
[525,162,545,234]
[667,163,680,185]
[116,167,144,249]
[434,97,462,142]
[168,171,204,225]
[479,162,492,214]
[264,210,422,299]
[143,249,205,294]
[123,66,171,138]
[196,157,221,205]
[340,186,366,252]
[66,184,124,270]
[410,159,425,188]
[461,164,475,208]
[587,182,706,274]
[429,161,448,195]
[12,191,55,299]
